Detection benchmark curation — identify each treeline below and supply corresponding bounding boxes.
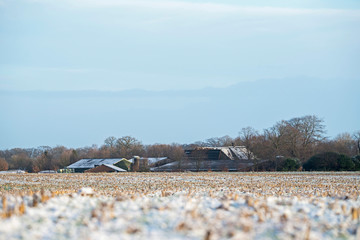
[0,115,359,172]
[0,137,184,172]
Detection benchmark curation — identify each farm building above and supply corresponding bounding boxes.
[152,146,261,172]
[0,170,26,174]
[66,147,259,172]
[66,158,126,173]
[185,146,254,161]
[38,170,57,174]
[85,164,126,173]
[151,159,257,172]
[116,158,132,171]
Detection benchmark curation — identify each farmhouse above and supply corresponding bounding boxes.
[66,158,127,173]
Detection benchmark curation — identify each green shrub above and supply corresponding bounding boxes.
[280,158,300,171]
[338,154,355,171]
[352,155,360,171]
[303,152,354,171]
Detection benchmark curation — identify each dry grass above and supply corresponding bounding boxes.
[1,172,359,198]
[0,172,359,239]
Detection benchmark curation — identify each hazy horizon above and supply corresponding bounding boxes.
[1,0,359,149]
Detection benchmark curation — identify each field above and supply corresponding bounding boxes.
[0,172,359,240]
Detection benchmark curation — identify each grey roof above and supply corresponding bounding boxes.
[38,170,57,173]
[0,170,26,174]
[207,146,253,160]
[128,157,168,164]
[67,158,125,169]
[186,146,254,160]
[151,159,265,172]
[102,164,127,172]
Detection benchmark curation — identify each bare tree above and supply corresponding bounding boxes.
[116,136,144,159]
[104,136,117,148]
[169,144,185,170]
[145,143,184,170]
[191,149,207,171]
[333,132,356,156]
[287,115,326,161]
[104,136,118,157]
[264,122,289,171]
[0,158,9,171]
[353,131,360,155]
[10,153,33,172]
[264,121,288,156]
[205,136,234,147]
[239,127,259,170]
[34,151,53,171]
[56,149,79,168]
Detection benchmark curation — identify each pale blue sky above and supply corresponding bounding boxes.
[0,0,359,148]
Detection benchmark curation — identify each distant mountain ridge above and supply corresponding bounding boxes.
[0,77,359,148]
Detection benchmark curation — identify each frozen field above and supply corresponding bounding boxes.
[0,172,359,240]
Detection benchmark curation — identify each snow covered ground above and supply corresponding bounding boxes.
[0,172,359,239]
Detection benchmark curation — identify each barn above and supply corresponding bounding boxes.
[66,158,126,173]
[184,146,254,161]
[152,146,260,172]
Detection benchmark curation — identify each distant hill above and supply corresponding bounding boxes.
[0,77,359,148]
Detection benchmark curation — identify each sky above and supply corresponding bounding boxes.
[0,0,359,149]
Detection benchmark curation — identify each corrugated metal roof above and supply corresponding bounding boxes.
[187,146,253,160]
[151,159,258,172]
[67,158,125,169]
[102,164,127,172]
[228,146,250,159]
